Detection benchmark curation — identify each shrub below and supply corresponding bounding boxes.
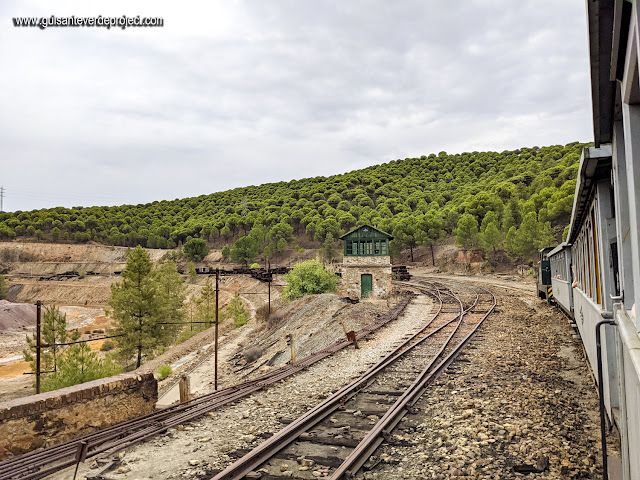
[224,293,249,327]
[282,260,338,301]
[40,343,122,392]
[100,340,115,351]
[249,263,260,269]
[243,346,263,363]
[267,311,286,330]
[157,365,172,381]
[255,304,270,322]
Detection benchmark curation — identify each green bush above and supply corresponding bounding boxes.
[224,293,249,327]
[249,263,260,269]
[157,365,172,381]
[40,343,122,392]
[282,260,338,301]
[100,340,115,352]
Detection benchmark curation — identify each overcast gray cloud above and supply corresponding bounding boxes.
[0,0,591,212]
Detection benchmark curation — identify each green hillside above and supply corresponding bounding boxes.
[0,142,587,261]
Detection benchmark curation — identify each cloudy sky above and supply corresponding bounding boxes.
[1,1,592,212]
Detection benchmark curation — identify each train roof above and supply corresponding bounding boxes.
[565,145,612,244]
[548,242,570,257]
[586,1,631,147]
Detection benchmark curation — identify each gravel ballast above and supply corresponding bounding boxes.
[53,279,614,480]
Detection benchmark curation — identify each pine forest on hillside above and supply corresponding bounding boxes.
[0,142,587,261]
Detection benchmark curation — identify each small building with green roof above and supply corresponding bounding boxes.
[339,224,393,299]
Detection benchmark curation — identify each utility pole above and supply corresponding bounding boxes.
[0,186,4,212]
[267,260,271,315]
[214,268,219,391]
[36,301,42,394]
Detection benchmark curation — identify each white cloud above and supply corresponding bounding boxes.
[0,0,591,211]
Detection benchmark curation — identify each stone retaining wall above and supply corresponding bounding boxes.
[0,373,157,460]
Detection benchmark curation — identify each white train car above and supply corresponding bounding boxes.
[563,146,622,431]
[547,243,573,317]
[564,2,640,478]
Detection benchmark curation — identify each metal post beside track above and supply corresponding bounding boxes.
[36,300,42,394]
[215,268,219,391]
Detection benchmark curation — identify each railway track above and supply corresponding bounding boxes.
[211,279,496,480]
[0,295,416,480]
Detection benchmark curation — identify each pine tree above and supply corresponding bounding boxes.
[199,278,216,326]
[23,305,74,374]
[321,233,337,264]
[455,213,480,250]
[224,293,248,327]
[505,213,555,260]
[481,222,502,255]
[109,246,184,368]
[187,261,197,283]
[231,235,260,265]
[415,211,444,265]
[155,261,186,346]
[40,342,121,392]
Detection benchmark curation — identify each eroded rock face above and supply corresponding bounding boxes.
[0,373,157,459]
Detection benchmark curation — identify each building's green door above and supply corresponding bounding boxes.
[361,274,373,298]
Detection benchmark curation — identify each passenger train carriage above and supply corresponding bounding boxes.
[545,2,640,478]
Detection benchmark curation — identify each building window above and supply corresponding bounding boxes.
[346,242,353,255]
[365,241,373,255]
[381,241,387,255]
[374,240,381,255]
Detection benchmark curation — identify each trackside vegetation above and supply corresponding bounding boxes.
[23,306,122,392]
[282,260,339,301]
[0,143,587,262]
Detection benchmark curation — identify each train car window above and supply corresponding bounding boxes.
[585,222,594,299]
[591,209,602,305]
[583,235,589,296]
[611,242,621,297]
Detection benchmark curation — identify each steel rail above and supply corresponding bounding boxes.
[211,282,468,480]
[0,295,416,480]
[329,283,496,479]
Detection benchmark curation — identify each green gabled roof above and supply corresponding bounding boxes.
[339,224,393,240]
